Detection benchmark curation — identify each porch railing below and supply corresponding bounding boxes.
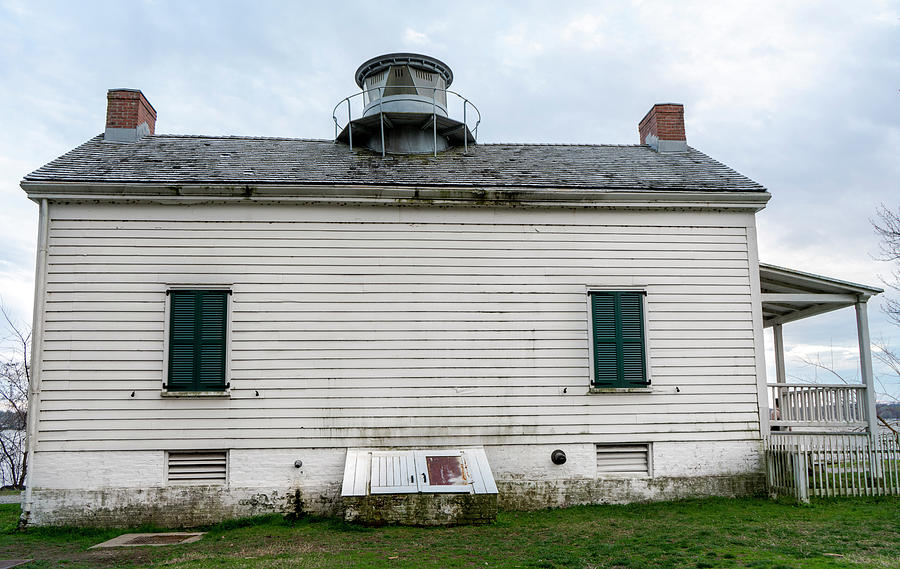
[768,383,868,429]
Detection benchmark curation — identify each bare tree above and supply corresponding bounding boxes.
[795,345,898,404]
[874,204,900,325]
[871,206,900,406]
[0,303,29,489]
[796,348,899,437]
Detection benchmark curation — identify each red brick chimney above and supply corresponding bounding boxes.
[104,89,156,142]
[638,103,687,152]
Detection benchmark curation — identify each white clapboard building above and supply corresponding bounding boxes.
[19,54,882,526]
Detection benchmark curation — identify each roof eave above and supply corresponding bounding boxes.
[20,180,771,211]
[759,262,884,328]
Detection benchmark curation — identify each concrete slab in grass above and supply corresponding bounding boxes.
[90,532,205,548]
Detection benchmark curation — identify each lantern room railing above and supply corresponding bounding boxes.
[332,86,481,157]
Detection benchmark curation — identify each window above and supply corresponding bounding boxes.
[166,290,229,391]
[589,291,648,388]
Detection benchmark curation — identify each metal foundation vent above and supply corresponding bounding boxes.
[167,450,227,485]
[596,444,651,476]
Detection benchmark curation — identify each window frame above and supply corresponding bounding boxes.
[586,288,652,391]
[162,286,233,396]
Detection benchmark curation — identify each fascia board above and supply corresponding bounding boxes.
[20,181,771,211]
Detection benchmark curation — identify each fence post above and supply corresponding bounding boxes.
[792,442,810,504]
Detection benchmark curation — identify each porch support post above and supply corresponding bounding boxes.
[855,300,879,437]
[773,324,786,384]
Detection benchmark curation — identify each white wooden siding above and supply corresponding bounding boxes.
[36,204,760,451]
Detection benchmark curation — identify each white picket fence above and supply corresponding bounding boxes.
[765,433,900,503]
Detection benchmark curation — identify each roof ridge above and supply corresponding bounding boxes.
[150,136,651,148]
[479,143,645,148]
[150,134,334,142]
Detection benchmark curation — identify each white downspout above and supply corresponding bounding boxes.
[22,198,49,525]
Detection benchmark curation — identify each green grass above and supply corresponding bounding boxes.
[0,497,897,568]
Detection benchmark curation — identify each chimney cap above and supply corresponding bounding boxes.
[354,53,453,88]
[107,88,157,115]
[638,102,683,127]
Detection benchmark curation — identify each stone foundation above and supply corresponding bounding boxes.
[25,473,764,527]
[25,485,341,528]
[498,473,766,510]
[25,443,765,527]
[343,494,498,526]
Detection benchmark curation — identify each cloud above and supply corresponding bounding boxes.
[403,28,429,46]
[496,24,544,67]
[1,0,898,402]
[561,14,607,50]
[632,3,831,114]
[0,262,34,324]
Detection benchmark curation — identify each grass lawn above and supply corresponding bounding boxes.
[0,497,897,568]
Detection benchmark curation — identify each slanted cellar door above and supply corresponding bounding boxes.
[341,448,498,497]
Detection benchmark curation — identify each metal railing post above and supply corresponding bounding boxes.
[379,87,385,157]
[347,102,353,151]
[463,103,468,155]
[432,87,437,157]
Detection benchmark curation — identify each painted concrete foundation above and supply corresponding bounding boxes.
[25,441,765,527]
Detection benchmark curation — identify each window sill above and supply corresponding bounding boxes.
[161,390,230,398]
[588,387,653,394]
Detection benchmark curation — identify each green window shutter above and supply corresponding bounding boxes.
[168,290,228,391]
[591,293,619,386]
[591,291,648,388]
[168,292,197,391]
[618,292,647,387]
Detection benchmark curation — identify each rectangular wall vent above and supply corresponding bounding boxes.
[167,450,227,485]
[596,444,651,476]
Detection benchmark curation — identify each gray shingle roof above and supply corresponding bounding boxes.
[24,134,766,192]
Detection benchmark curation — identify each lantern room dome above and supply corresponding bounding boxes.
[354,53,454,89]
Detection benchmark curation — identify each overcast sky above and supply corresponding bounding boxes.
[1,0,898,398]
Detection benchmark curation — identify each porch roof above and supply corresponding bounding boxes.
[759,263,883,328]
